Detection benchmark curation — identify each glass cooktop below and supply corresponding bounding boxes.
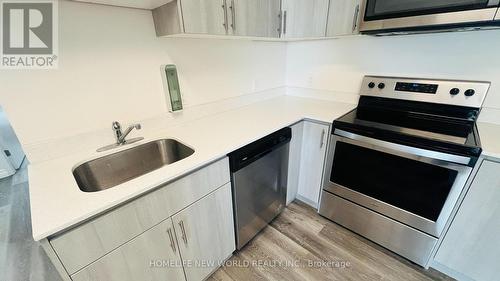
[333,96,482,157]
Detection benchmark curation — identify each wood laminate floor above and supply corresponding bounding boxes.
[1,163,453,281]
[209,202,454,281]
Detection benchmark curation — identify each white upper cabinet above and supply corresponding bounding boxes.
[82,0,361,39]
[281,0,330,38]
[229,0,282,38]
[181,0,228,35]
[153,0,334,39]
[326,0,361,37]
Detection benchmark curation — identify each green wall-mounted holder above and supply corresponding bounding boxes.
[162,64,183,112]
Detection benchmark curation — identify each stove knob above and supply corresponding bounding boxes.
[465,89,476,97]
[378,83,385,89]
[450,88,460,96]
[368,82,376,89]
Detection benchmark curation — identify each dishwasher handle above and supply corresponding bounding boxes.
[228,127,292,172]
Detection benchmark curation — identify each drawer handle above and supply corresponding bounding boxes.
[166,228,176,253]
[179,220,188,245]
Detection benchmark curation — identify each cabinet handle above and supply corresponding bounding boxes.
[222,0,228,32]
[352,4,360,33]
[320,129,326,148]
[179,220,188,245]
[277,11,282,36]
[166,228,176,253]
[230,0,236,30]
[283,10,287,35]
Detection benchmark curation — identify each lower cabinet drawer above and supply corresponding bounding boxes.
[71,219,185,281]
[319,191,437,266]
[50,157,230,274]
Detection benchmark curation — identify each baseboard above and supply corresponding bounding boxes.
[295,194,318,209]
[430,260,475,281]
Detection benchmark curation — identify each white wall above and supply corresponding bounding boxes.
[4,0,500,149]
[0,0,286,146]
[287,29,500,110]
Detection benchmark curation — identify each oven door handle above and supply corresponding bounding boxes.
[334,129,473,166]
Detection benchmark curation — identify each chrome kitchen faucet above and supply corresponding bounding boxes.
[97,121,144,152]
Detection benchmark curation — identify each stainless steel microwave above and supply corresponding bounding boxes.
[359,0,500,34]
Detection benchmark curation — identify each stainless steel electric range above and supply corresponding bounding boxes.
[319,76,490,267]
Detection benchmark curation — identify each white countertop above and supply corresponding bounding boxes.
[29,95,356,241]
[478,121,500,161]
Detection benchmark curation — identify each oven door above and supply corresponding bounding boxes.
[360,0,500,32]
[322,129,473,237]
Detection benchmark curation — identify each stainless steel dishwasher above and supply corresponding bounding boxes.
[228,127,291,250]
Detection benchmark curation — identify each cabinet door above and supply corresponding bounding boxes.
[326,0,361,36]
[181,0,228,35]
[172,183,235,281]
[229,0,281,37]
[297,122,329,208]
[286,122,304,205]
[71,220,185,281]
[434,160,500,281]
[281,0,329,38]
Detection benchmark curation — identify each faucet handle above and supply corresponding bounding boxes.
[132,123,141,130]
[112,121,121,130]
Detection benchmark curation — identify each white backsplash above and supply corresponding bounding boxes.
[286,30,500,113]
[24,87,286,163]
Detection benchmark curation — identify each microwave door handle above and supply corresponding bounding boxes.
[333,129,473,167]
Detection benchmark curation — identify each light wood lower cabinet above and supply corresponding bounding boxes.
[286,121,330,208]
[286,122,304,205]
[433,160,500,281]
[296,121,329,208]
[71,219,185,281]
[70,183,235,281]
[172,183,235,281]
[46,158,233,281]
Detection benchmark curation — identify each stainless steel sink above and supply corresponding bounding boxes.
[73,139,195,192]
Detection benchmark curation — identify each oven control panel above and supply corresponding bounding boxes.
[394,82,438,94]
[361,76,490,108]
